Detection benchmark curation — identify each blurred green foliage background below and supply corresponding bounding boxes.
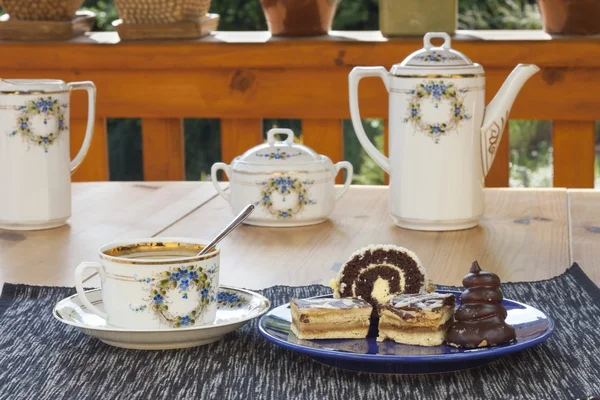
[9,0,594,186]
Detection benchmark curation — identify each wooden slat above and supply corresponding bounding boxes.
[70,118,109,182]
[0,67,598,121]
[141,118,185,181]
[485,126,510,187]
[0,182,221,286]
[160,187,569,289]
[302,119,344,183]
[2,31,600,70]
[553,121,596,188]
[220,119,263,163]
[302,119,343,162]
[569,189,600,285]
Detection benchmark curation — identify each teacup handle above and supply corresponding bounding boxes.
[334,161,353,201]
[74,262,107,320]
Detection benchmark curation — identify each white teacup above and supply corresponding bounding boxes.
[75,238,220,330]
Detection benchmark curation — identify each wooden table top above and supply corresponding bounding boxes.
[0,183,598,290]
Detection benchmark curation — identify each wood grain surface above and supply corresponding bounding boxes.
[160,187,571,289]
[1,184,595,291]
[0,67,594,121]
[141,119,185,181]
[0,182,218,286]
[568,189,600,285]
[220,119,263,164]
[553,121,596,188]
[70,118,109,182]
[1,31,600,70]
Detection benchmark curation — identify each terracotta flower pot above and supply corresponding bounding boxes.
[260,0,341,36]
[1,0,83,21]
[537,0,600,34]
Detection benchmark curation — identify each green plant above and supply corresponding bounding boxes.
[508,120,552,187]
[81,0,119,31]
[343,119,384,185]
[459,0,542,30]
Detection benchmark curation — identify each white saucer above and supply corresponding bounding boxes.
[53,286,270,350]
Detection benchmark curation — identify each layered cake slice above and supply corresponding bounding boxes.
[377,293,456,346]
[330,245,433,310]
[290,298,372,339]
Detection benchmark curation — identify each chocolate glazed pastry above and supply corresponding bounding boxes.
[446,261,516,348]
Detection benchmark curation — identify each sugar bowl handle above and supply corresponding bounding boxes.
[211,163,232,203]
[334,161,353,201]
[267,128,294,146]
[67,81,96,174]
[74,262,107,320]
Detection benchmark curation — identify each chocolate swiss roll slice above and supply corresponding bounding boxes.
[330,245,432,309]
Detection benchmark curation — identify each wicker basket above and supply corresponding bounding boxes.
[0,0,83,21]
[114,0,212,24]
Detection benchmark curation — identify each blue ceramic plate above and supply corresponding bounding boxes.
[258,291,554,374]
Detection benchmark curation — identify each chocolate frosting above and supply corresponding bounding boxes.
[446,261,516,348]
[460,286,503,303]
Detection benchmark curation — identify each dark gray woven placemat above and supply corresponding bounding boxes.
[0,264,599,400]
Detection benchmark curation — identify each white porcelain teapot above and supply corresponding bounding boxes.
[211,128,353,227]
[349,32,539,231]
[0,79,96,230]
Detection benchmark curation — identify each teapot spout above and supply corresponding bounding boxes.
[481,64,539,176]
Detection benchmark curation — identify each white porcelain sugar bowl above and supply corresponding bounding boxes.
[211,128,353,227]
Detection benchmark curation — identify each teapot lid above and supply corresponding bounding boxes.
[236,128,322,166]
[390,33,484,76]
[0,79,68,93]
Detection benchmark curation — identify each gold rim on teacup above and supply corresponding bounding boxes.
[99,238,219,265]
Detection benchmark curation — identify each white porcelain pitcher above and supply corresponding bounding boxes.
[0,79,96,230]
[349,33,539,231]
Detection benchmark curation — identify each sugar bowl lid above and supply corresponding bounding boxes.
[236,128,323,166]
[0,79,69,93]
[390,33,484,76]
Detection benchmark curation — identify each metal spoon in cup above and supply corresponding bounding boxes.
[197,204,255,256]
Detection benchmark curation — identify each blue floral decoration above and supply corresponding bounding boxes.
[404,80,471,144]
[255,148,302,160]
[217,290,248,309]
[254,176,316,219]
[8,96,68,152]
[416,53,462,63]
[135,264,219,328]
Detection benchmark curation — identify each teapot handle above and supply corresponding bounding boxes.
[67,81,96,174]
[348,67,391,174]
[267,128,294,146]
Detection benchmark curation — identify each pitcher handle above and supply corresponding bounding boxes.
[74,262,107,320]
[67,81,96,174]
[334,161,353,201]
[211,162,232,203]
[348,67,391,174]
